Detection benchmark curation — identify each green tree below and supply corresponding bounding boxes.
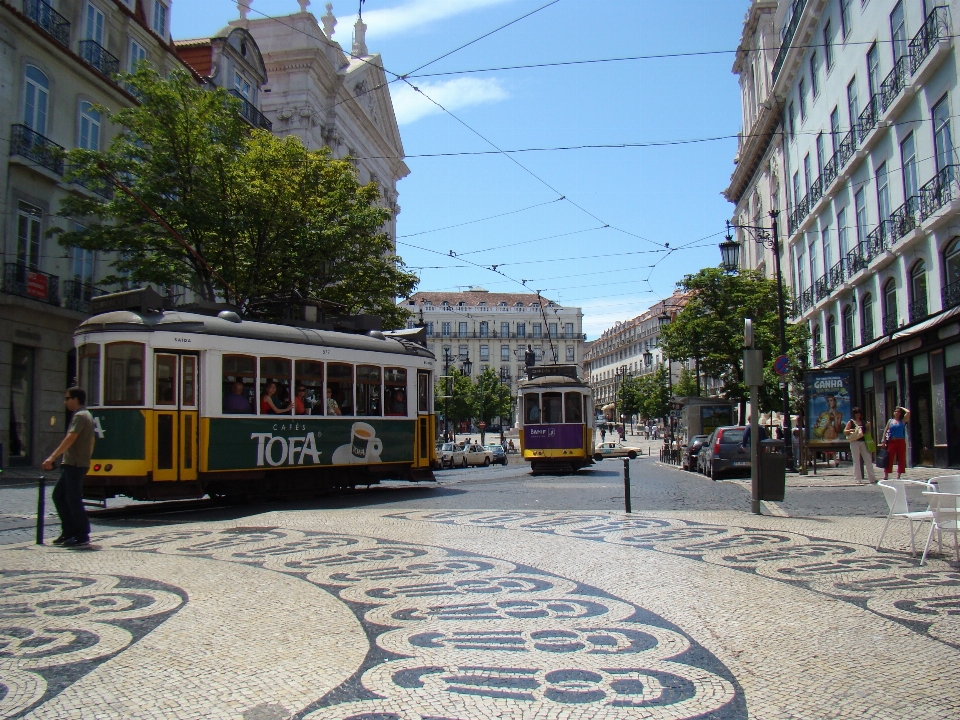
[54,65,416,328]
[660,268,808,411]
[633,368,670,422]
[469,367,513,444]
[435,369,473,437]
[673,367,700,398]
[617,376,642,419]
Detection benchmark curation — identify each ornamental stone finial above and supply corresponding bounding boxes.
[321,3,337,37]
[352,15,367,56]
[238,0,251,20]
[298,0,311,13]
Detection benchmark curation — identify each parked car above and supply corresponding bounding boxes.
[682,435,710,472]
[700,426,750,480]
[464,443,494,467]
[485,443,509,466]
[593,441,641,461]
[437,442,466,469]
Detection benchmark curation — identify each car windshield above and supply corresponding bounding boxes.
[441,443,456,451]
[719,429,745,444]
[486,445,503,452]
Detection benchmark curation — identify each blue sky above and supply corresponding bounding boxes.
[173,0,751,337]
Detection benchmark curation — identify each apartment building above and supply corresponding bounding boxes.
[729,0,960,467]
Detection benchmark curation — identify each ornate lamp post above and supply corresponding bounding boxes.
[721,211,794,471]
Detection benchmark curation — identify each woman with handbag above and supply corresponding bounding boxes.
[844,407,875,484]
[880,406,911,481]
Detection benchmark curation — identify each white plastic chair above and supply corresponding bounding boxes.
[929,475,960,494]
[876,479,935,556]
[920,491,960,565]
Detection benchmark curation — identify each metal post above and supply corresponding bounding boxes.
[36,475,46,545]
[623,458,632,514]
[770,211,795,471]
[750,385,761,515]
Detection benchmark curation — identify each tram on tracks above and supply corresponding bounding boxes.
[518,365,594,474]
[75,288,437,501]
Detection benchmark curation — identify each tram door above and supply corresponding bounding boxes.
[416,370,432,466]
[153,351,199,482]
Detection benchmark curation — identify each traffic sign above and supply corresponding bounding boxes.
[478,421,486,429]
[774,355,790,376]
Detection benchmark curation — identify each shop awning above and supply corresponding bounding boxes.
[824,336,889,368]
[601,403,616,411]
[892,305,960,340]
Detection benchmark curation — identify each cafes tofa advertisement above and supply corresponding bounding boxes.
[804,369,853,446]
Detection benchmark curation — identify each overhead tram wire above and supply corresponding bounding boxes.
[398,197,564,238]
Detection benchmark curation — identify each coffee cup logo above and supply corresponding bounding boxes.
[351,422,382,459]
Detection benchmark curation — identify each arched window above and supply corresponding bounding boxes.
[861,293,874,343]
[79,101,101,150]
[812,324,822,365]
[826,315,837,359]
[23,65,49,132]
[909,260,928,321]
[841,304,855,353]
[945,238,960,309]
[882,279,897,334]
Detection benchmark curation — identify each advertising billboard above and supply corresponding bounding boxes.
[804,369,853,446]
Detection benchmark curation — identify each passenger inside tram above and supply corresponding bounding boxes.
[223,381,253,414]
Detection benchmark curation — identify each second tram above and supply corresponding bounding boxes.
[518,365,594,474]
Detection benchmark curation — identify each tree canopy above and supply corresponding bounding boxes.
[470,367,513,442]
[55,66,416,328]
[660,268,808,411]
[618,369,670,422]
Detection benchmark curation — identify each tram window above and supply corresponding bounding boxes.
[260,357,292,415]
[524,393,541,424]
[418,371,430,412]
[328,363,353,416]
[384,367,407,416]
[155,354,177,406]
[357,365,382,417]
[564,392,583,424]
[182,356,197,407]
[222,354,255,414]
[78,344,100,406]
[104,342,144,405]
[294,360,324,415]
[543,392,563,424]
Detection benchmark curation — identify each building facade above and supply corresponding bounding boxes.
[729,0,960,467]
[0,0,187,467]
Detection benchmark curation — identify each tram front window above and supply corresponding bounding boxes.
[564,392,583,423]
[525,394,541,424]
[357,365,382,416]
[328,363,353,416]
[105,342,144,405]
[542,392,563,424]
[294,360,323,415]
[223,354,255,414]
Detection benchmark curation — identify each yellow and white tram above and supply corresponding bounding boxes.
[75,290,437,500]
[518,365,594,474]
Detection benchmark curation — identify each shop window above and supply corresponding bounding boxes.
[564,392,583,424]
[295,359,324,415]
[104,342,144,405]
[384,367,407,416]
[222,354,255,414]
[259,357,292,415]
[327,363,353,415]
[78,343,100,406]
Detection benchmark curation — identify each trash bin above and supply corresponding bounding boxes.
[758,439,786,501]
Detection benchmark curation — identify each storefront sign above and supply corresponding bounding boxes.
[804,369,852,446]
[26,271,47,299]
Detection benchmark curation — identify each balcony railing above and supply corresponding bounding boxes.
[842,331,855,355]
[228,90,273,131]
[69,166,114,199]
[862,317,875,344]
[799,286,814,312]
[826,331,837,360]
[944,280,960,310]
[821,154,838,188]
[920,165,958,220]
[9,123,64,175]
[857,94,880,143]
[908,297,929,324]
[814,273,831,301]
[79,39,119,78]
[808,175,823,207]
[888,196,918,241]
[847,243,868,275]
[910,6,950,74]
[882,311,898,335]
[2,262,60,305]
[772,0,808,82]
[829,259,845,288]
[434,331,586,340]
[61,278,104,313]
[879,55,909,113]
[24,0,70,47]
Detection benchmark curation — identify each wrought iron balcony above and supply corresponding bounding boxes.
[842,331,855,355]
[866,221,890,259]
[836,128,856,169]
[821,154,838,188]
[888,196,918,242]
[808,175,823,207]
[62,278,104,313]
[69,166,114,199]
[882,311,898,335]
[908,297,929,324]
[910,5,950,74]
[857,95,880,143]
[861,316,874,344]
[826,332,837,360]
[2,262,60,305]
[814,273,831,302]
[24,0,70,47]
[829,259,845,288]
[920,165,958,220]
[229,90,273,131]
[9,123,64,175]
[847,243,869,275]
[79,39,119,78]
[799,286,814,312]
[879,55,909,113]
[772,0,808,82]
[943,280,960,310]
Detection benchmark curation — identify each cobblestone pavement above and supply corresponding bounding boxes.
[2,504,958,719]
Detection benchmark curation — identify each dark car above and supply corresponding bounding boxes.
[484,443,509,466]
[682,435,710,472]
[700,426,751,480]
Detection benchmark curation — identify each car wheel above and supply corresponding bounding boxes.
[483,457,490,466]
[593,453,603,462]
[462,457,468,468]
[710,463,719,482]
[627,451,637,460]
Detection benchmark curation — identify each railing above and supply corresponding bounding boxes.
[808,175,823,207]
[826,329,837,360]
[61,279,104,313]
[861,319,874,345]
[228,90,273,131]
[829,259,845,288]
[24,0,70,47]
[882,311,898,335]
[836,128,856,169]
[69,166,114,199]
[943,280,960,310]
[857,94,880,144]
[908,297,929,324]
[821,154,838,188]
[799,286,814,312]
[866,221,890,259]
[79,39,119,78]
[9,123,64,175]
[842,331,855,355]
[434,331,586,340]
[772,0,808,82]
[879,55,909,113]
[814,273,832,301]
[2,262,60,305]
[847,242,869,275]
[909,6,950,74]
[919,164,958,220]
[888,196,918,241]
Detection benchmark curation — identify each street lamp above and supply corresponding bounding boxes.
[461,354,473,377]
[721,211,794,471]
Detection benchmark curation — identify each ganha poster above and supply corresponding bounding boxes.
[804,369,853,446]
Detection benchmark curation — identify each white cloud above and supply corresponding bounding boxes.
[339,0,518,39]
[391,77,508,124]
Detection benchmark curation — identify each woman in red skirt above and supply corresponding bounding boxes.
[881,406,910,481]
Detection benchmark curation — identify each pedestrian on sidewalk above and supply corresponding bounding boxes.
[881,406,910,481]
[42,386,95,547]
[844,407,876,484]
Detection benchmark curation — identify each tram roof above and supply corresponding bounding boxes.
[76,310,434,358]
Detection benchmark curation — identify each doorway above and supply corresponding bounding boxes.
[8,345,35,466]
[152,351,199,482]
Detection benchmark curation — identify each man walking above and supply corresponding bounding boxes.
[42,386,95,547]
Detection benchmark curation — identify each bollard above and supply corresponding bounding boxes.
[36,476,46,545]
[622,458,632,514]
